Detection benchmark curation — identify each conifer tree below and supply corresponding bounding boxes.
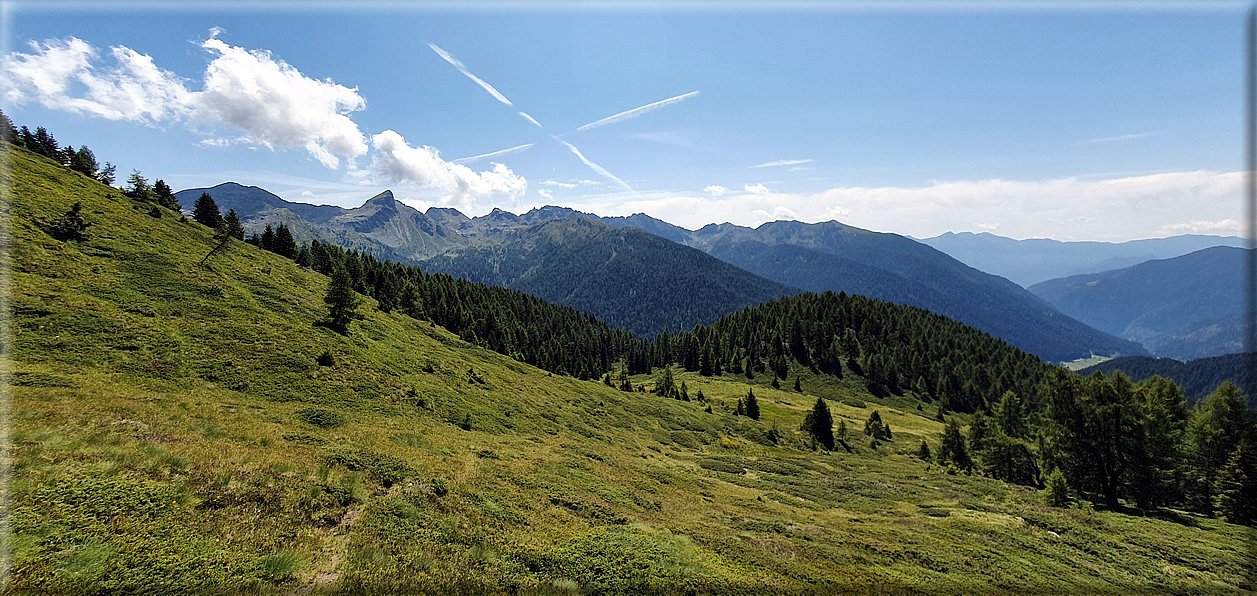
[193,192,224,228]
[324,261,360,334]
[223,210,245,240]
[260,225,276,252]
[745,387,760,420]
[916,440,932,461]
[273,223,298,259]
[1215,439,1254,526]
[0,108,16,145]
[68,146,98,178]
[938,418,973,471]
[803,397,834,450]
[126,171,152,201]
[1044,467,1072,507]
[152,179,179,211]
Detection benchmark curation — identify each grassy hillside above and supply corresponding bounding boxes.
[5,145,1254,593]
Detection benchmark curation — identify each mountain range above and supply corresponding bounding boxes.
[919,231,1247,287]
[1028,246,1252,361]
[176,183,1146,362]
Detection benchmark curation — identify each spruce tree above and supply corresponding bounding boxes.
[802,397,834,450]
[223,210,245,240]
[324,262,360,334]
[260,225,275,252]
[916,440,932,461]
[152,179,179,211]
[745,387,760,420]
[938,418,973,471]
[273,223,298,259]
[193,192,224,228]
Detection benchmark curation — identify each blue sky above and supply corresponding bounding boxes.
[1,3,1248,241]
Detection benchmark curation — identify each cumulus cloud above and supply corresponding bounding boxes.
[371,129,526,208]
[704,185,728,196]
[1,37,192,123]
[193,33,368,168]
[542,179,577,188]
[1,32,369,169]
[538,188,553,200]
[744,183,771,194]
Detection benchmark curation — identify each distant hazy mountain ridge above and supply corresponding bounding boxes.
[919,231,1246,287]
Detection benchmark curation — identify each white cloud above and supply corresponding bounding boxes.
[194,34,368,169]
[704,185,728,196]
[570,91,699,133]
[1,37,192,123]
[541,179,577,188]
[1159,219,1243,236]
[538,188,553,200]
[2,33,369,169]
[571,170,1244,242]
[750,158,812,169]
[370,129,526,209]
[744,183,771,194]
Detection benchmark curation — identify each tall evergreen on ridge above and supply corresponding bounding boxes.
[193,192,225,229]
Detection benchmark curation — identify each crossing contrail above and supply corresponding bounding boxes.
[552,136,633,192]
[570,91,700,134]
[429,43,514,106]
[452,143,536,165]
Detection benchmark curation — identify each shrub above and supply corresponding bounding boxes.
[296,408,344,428]
[317,349,336,367]
[325,449,416,487]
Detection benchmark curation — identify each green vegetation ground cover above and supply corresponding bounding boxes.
[3,146,1254,593]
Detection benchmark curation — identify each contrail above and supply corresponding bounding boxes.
[570,91,699,134]
[452,143,535,165]
[518,111,543,128]
[750,159,813,169]
[429,43,513,106]
[551,136,633,192]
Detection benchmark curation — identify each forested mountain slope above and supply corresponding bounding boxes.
[419,216,800,337]
[1029,246,1250,360]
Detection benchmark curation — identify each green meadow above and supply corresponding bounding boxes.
[4,146,1253,593]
